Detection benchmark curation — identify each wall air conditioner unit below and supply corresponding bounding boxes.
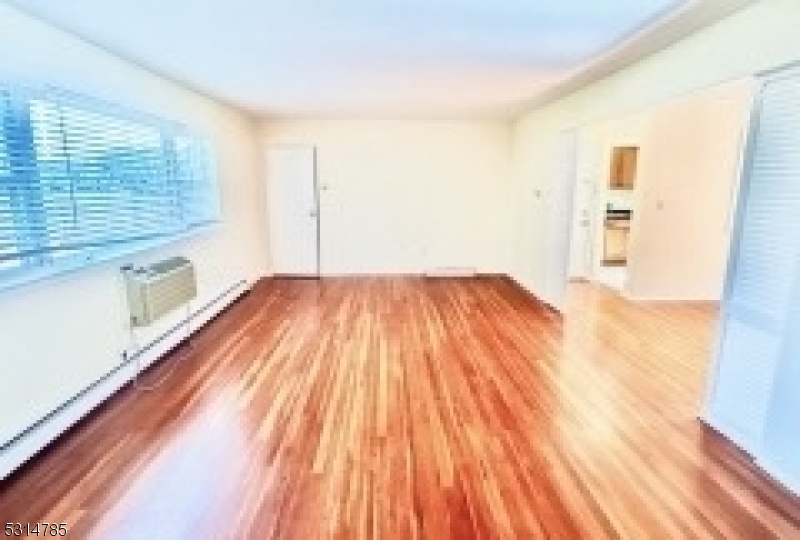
[124,257,197,327]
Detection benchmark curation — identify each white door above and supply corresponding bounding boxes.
[545,130,579,310]
[266,144,319,276]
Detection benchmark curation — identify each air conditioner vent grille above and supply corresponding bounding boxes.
[125,257,197,327]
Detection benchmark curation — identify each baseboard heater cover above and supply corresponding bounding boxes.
[0,279,250,480]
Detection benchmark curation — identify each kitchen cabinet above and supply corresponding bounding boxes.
[609,146,638,190]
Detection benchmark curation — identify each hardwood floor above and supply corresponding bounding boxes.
[1,277,799,539]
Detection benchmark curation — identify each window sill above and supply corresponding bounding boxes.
[0,223,219,294]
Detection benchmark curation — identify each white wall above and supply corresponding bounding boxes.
[511,0,800,309]
[260,119,513,275]
[0,4,266,447]
[625,80,754,300]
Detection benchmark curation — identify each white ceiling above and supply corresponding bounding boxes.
[7,0,754,119]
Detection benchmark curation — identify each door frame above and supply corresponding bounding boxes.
[311,146,321,278]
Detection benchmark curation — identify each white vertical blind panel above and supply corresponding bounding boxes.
[712,69,800,452]
[729,76,800,323]
[712,320,781,446]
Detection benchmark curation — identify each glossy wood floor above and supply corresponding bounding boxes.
[2,278,799,539]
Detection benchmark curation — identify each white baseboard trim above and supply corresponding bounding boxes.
[0,279,251,481]
[754,456,800,496]
[701,414,799,496]
[620,290,720,303]
[701,413,757,456]
[504,274,563,314]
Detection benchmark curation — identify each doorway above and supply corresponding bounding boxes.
[265,144,320,277]
[568,138,598,282]
[563,80,754,301]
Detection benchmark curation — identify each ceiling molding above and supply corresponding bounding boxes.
[507,0,755,117]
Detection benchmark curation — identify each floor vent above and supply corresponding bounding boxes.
[424,267,478,278]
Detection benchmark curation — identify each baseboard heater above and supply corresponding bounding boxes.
[0,275,251,480]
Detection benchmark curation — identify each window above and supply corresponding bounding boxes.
[0,83,219,288]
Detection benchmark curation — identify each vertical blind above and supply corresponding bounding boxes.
[0,82,219,285]
[709,67,800,452]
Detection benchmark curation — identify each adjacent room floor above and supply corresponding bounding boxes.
[1,278,799,539]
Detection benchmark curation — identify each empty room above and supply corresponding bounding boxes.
[2,0,800,538]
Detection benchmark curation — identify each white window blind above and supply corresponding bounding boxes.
[0,83,219,287]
